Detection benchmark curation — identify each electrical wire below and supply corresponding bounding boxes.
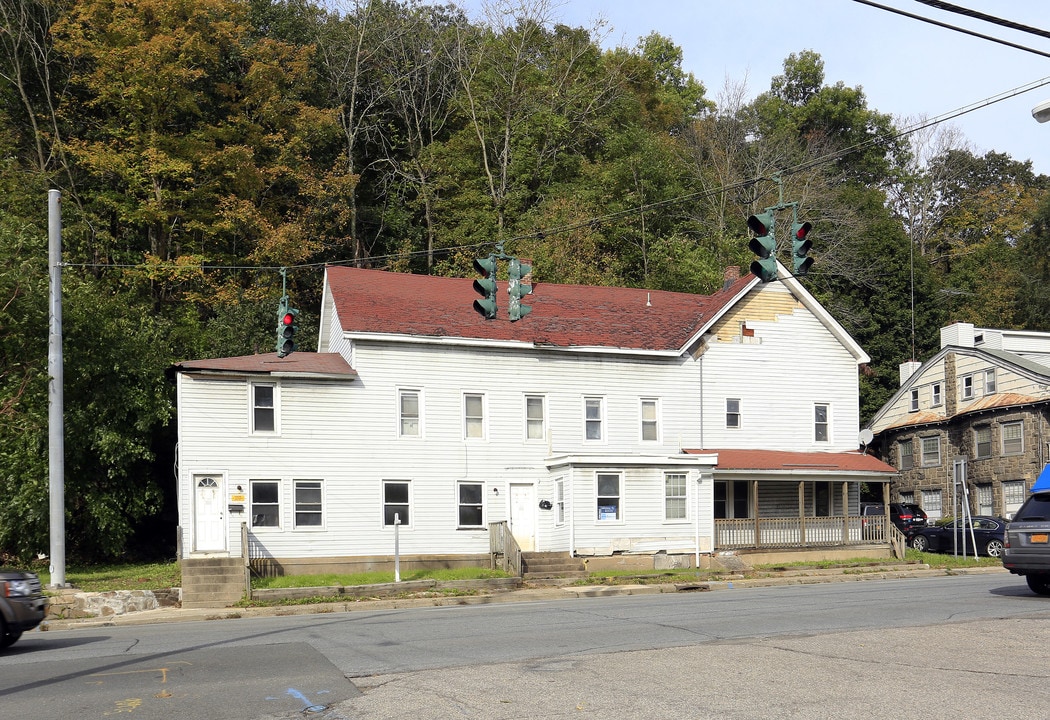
[912,0,1050,41]
[851,0,1050,59]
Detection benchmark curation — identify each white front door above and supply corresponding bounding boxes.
[194,475,226,552]
[509,483,536,552]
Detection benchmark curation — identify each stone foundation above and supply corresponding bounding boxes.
[46,588,182,620]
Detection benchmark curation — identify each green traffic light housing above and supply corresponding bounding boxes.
[508,258,533,321]
[792,221,813,275]
[747,210,777,283]
[472,256,498,319]
[276,298,299,357]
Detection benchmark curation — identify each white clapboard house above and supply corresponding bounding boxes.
[174,263,897,584]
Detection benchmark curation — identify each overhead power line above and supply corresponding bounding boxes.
[913,0,1050,41]
[851,0,1050,59]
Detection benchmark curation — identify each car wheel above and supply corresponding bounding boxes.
[0,617,17,650]
[1026,575,1050,596]
[911,534,929,552]
[985,539,1004,557]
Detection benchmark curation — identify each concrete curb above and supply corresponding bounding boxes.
[37,565,1010,633]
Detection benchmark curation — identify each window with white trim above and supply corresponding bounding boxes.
[922,489,943,521]
[974,426,992,458]
[464,393,485,439]
[921,435,941,467]
[726,398,741,429]
[596,473,620,521]
[525,395,545,441]
[962,375,974,400]
[293,480,323,528]
[899,439,914,470]
[909,388,919,412]
[399,389,420,437]
[664,472,687,520]
[383,480,410,526]
[457,482,483,527]
[931,383,942,406]
[1003,480,1026,518]
[252,383,276,433]
[814,403,829,442]
[1002,420,1024,455]
[584,397,604,441]
[640,399,659,442]
[250,479,280,528]
[984,368,997,394]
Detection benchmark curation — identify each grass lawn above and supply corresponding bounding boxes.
[33,550,1001,594]
[39,561,182,592]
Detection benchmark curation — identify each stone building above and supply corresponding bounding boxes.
[867,323,1050,520]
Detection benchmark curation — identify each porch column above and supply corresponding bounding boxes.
[752,479,760,547]
[841,481,849,542]
[798,481,806,543]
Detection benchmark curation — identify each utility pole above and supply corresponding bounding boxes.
[48,189,66,588]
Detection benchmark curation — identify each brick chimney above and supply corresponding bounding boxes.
[723,266,741,291]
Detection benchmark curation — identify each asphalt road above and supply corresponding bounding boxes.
[3,573,1049,719]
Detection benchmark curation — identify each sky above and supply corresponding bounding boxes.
[459,0,1050,175]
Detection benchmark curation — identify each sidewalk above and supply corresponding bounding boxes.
[38,563,1009,632]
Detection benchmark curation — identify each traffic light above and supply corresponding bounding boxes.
[747,210,777,283]
[508,258,533,321]
[472,255,498,319]
[276,298,298,358]
[792,221,814,275]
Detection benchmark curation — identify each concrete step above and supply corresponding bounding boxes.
[522,552,586,579]
[181,557,245,608]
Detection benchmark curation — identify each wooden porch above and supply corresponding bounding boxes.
[715,515,907,558]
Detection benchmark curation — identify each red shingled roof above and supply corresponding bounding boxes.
[174,352,355,376]
[687,448,898,474]
[325,266,755,352]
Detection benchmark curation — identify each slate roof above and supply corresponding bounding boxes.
[687,448,898,474]
[325,266,756,352]
[174,352,355,377]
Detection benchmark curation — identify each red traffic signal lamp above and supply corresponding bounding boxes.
[792,221,813,275]
[276,299,299,357]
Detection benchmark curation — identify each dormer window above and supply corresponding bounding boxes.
[984,368,996,395]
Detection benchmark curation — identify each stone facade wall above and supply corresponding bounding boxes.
[880,405,1050,517]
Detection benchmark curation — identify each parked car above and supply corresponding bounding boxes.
[908,516,1006,557]
[1002,489,1050,596]
[861,502,928,534]
[0,568,48,650]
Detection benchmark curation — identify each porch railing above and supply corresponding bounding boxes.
[489,521,523,576]
[715,515,890,550]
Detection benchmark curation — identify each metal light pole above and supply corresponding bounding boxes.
[48,189,66,588]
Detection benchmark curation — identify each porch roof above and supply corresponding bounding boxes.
[173,352,356,379]
[686,448,897,474]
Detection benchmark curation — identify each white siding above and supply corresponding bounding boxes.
[178,277,863,561]
[701,292,861,451]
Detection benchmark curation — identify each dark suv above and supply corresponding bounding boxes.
[1003,490,1050,595]
[1,568,48,650]
[861,502,928,534]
